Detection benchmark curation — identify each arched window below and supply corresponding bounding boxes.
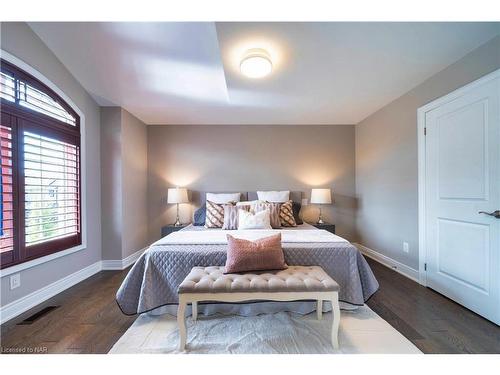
[1,59,81,268]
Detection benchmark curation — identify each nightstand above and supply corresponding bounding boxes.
[311,222,335,234]
[161,224,188,237]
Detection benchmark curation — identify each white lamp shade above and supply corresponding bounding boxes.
[310,188,332,204]
[167,188,189,204]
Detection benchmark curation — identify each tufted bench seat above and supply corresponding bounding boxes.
[177,266,341,350]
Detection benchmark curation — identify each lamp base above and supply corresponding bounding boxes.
[317,206,325,224]
[174,203,182,226]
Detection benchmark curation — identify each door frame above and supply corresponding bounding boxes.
[417,68,500,287]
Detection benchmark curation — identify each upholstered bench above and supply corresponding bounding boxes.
[177,265,341,350]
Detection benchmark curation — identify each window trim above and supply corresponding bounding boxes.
[1,60,79,129]
[0,50,87,276]
[2,59,82,267]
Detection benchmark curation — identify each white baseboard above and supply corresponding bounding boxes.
[0,261,102,324]
[101,247,147,270]
[354,243,420,284]
[100,259,123,270]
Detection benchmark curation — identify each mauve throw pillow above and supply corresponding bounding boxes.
[225,233,287,274]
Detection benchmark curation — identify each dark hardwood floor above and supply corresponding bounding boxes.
[1,258,499,354]
[0,269,136,354]
[366,259,500,353]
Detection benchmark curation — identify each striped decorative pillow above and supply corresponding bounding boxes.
[222,205,249,230]
[279,200,297,227]
[254,202,282,229]
[205,200,226,228]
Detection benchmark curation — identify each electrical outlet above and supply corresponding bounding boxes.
[403,242,409,253]
[301,198,309,206]
[10,273,21,290]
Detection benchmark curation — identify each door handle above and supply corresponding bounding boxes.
[478,210,500,218]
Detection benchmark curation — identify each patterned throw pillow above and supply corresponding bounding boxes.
[255,202,282,229]
[205,200,226,228]
[279,200,297,227]
[222,205,249,230]
[236,200,261,208]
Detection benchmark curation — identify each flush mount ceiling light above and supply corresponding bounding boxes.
[240,48,273,79]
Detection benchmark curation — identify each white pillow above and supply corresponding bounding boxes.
[236,200,261,206]
[257,190,290,203]
[206,192,241,204]
[238,209,272,230]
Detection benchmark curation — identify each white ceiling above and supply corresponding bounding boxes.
[29,22,499,125]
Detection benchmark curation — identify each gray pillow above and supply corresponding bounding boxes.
[193,204,206,226]
[292,202,303,225]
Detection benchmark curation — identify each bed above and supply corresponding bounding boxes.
[116,192,379,317]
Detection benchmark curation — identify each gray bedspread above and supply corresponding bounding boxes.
[116,241,379,315]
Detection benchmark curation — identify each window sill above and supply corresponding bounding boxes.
[0,244,86,277]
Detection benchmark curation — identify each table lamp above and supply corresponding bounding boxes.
[167,187,189,226]
[310,188,332,224]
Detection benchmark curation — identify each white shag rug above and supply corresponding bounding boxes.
[110,305,422,354]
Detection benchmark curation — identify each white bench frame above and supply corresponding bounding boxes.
[177,290,340,351]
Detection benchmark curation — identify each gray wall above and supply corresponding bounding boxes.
[121,109,149,258]
[355,35,500,270]
[147,125,356,243]
[100,107,123,260]
[0,22,102,305]
[100,107,149,260]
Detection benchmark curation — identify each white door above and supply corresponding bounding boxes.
[424,71,500,325]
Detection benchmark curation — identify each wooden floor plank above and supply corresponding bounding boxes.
[365,259,500,354]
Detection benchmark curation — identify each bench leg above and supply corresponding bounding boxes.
[317,299,323,320]
[331,292,340,349]
[177,297,187,351]
[192,301,198,321]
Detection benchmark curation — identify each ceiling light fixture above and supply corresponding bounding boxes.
[240,48,273,79]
